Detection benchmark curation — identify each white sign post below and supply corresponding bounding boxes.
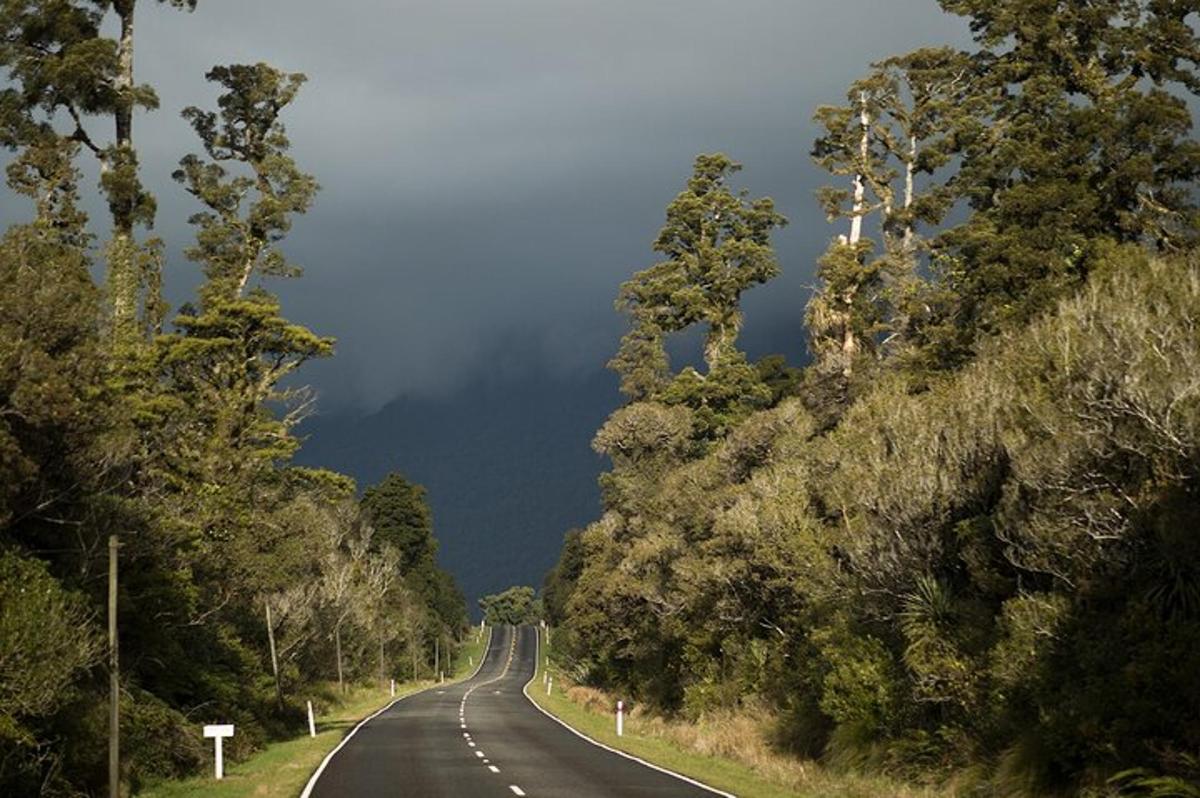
[203,724,234,779]
[306,701,316,738]
[616,700,624,737]
[546,676,553,696]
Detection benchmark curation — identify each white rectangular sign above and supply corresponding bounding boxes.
[204,724,234,738]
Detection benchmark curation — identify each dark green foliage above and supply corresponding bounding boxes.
[361,472,468,631]
[363,474,436,570]
[542,529,585,627]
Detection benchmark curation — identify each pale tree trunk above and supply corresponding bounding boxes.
[378,631,385,688]
[334,626,344,694]
[848,91,869,247]
[903,134,916,255]
[703,312,742,374]
[841,91,871,377]
[265,600,283,709]
[108,1,139,339]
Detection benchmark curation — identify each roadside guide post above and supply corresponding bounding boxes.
[203,724,234,779]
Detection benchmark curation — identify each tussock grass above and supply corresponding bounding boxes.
[532,629,942,798]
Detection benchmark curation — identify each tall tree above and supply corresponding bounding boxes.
[809,48,979,379]
[926,0,1200,362]
[162,62,330,488]
[611,154,786,437]
[0,0,198,341]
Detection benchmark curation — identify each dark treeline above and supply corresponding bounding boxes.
[0,3,466,795]
[545,1,1200,795]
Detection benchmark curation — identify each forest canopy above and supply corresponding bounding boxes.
[544,1,1200,795]
[0,4,467,793]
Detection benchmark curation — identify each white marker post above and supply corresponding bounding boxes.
[306,701,316,738]
[390,679,396,697]
[546,676,552,696]
[616,700,624,737]
[203,724,234,779]
[469,655,474,667]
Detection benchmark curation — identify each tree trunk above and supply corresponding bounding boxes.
[903,134,916,255]
[108,1,139,339]
[334,626,344,694]
[703,311,742,374]
[840,91,871,378]
[848,91,870,247]
[378,632,385,688]
[434,636,439,679]
[265,600,282,709]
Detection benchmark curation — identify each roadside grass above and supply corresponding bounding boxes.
[526,627,940,798]
[139,629,490,798]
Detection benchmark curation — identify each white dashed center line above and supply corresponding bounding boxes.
[488,765,500,774]
[509,786,526,796]
[474,750,485,758]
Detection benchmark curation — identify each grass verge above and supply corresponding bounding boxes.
[526,627,939,798]
[139,630,490,798]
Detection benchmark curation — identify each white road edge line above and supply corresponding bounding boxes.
[521,627,736,798]
[299,626,494,798]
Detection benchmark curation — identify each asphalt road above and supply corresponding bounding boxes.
[304,624,723,797]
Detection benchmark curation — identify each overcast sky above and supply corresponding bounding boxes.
[7,1,972,410]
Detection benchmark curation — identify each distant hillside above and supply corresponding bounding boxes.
[295,368,622,615]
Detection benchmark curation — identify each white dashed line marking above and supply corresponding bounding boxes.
[488,765,500,774]
[475,750,485,758]
[468,741,476,747]
[510,786,526,796]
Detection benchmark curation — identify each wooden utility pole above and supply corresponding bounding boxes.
[108,534,120,798]
[265,599,282,709]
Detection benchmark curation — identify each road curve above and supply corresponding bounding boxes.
[305,624,721,797]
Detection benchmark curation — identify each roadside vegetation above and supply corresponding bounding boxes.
[140,631,488,798]
[0,4,470,794]
[530,627,937,798]
[543,2,1200,796]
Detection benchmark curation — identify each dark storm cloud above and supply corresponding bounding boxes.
[10,1,972,408]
